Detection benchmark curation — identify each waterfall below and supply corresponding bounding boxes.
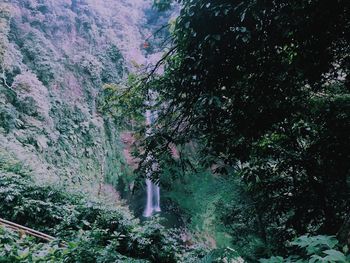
[144,179,154,217]
[144,109,161,217]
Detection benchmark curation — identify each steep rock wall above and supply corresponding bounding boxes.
[0,0,151,195]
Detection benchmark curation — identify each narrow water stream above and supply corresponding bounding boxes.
[143,108,161,217]
[144,179,161,217]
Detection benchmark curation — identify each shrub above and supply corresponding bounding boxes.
[0,161,205,262]
[260,235,350,263]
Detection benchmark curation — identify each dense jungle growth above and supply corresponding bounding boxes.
[0,0,349,262]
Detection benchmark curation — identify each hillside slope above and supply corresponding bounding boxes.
[0,0,152,194]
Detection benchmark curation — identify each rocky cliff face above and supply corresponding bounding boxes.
[0,0,156,195]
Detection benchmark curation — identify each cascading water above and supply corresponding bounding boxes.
[144,109,161,217]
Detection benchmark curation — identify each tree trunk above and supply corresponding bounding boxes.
[337,214,350,247]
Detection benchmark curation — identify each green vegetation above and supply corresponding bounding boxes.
[0,151,207,262]
[1,0,349,262]
[104,0,350,261]
[260,235,349,263]
[0,0,129,190]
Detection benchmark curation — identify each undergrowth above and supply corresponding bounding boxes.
[0,150,207,262]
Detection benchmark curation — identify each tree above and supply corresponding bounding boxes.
[141,0,350,257]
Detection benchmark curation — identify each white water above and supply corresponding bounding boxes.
[144,109,161,217]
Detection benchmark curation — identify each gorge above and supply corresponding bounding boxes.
[0,0,349,262]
